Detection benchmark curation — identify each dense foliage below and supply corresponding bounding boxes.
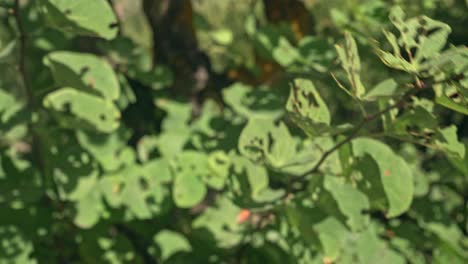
[0,0,467,263]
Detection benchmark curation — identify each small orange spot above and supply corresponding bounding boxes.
[236,209,251,224]
[112,184,120,194]
[384,170,391,176]
[323,256,333,264]
[228,69,238,79]
[88,77,94,88]
[262,63,273,73]
[386,230,395,238]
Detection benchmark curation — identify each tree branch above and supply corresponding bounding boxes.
[13,0,61,201]
[13,0,34,107]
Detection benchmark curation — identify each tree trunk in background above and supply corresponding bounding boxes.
[142,0,210,114]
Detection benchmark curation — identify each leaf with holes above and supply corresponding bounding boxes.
[375,6,451,73]
[223,83,285,120]
[43,87,120,133]
[76,130,131,172]
[286,78,331,137]
[335,32,366,98]
[238,118,296,168]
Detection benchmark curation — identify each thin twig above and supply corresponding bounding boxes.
[296,89,412,180]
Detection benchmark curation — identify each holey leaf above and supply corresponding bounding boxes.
[44,51,120,100]
[352,138,413,217]
[286,79,331,137]
[38,0,118,40]
[335,32,366,98]
[238,118,296,168]
[43,87,120,133]
[375,6,451,73]
[223,83,285,119]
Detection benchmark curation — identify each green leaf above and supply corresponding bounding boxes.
[363,78,399,101]
[435,94,468,115]
[171,152,209,208]
[323,176,370,231]
[272,37,301,67]
[435,126,466,159]
[154,230,192,261]
[230,156,284,205]
[69,174,102,228]
[206,151,231,190]
[44,51,120,100]
[313,217,348,261]
[375,6,451,73]
[223,83,285,119]
[210,28,233,45]
[0,89,23,123]
[192,197,243,248]
[352,138,413,217]
[335,32,366,98]
[172,172,206,208]
[39,0,118,39]
[76,130,129,172]
[238,118,296,168]
[120,166,152,219]
[43,87,120,133]
[286,78,331,137]
[0,225,36,264]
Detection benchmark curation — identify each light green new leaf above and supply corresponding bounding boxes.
[323,176,370,231]
[44,88,120,133]
[286,78,331,137]
[154,230,192,261]
[44,51,120,100]
[335,32,366,98]
[352,138,413,217]
[39,0,118,39]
